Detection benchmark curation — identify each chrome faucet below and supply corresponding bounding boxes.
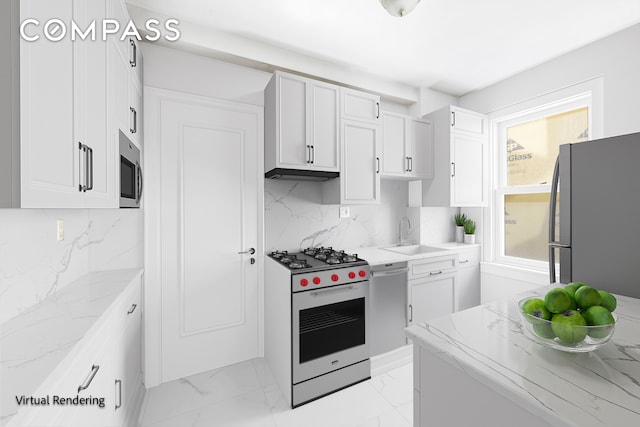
[399,217,411,246]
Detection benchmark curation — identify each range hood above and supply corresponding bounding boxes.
[265,168,339,182]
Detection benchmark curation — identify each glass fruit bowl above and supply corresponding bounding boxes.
[517,297,616,352]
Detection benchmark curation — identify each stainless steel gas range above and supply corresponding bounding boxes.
[264,247,371,408]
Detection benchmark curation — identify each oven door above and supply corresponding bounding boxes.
[292,281,369,384]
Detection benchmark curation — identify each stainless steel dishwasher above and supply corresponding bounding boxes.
[369,262,409,357]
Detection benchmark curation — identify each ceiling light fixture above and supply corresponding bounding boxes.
[379,0,421,17]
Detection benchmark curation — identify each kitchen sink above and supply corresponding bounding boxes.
[381,245,449,255]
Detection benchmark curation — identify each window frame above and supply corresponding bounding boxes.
[492,93,593,270]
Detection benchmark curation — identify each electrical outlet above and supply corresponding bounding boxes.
[339,206,350,218]
[56,219,64,241]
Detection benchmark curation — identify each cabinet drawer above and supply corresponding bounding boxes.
[457,247,480,267]
[408,255,456,279]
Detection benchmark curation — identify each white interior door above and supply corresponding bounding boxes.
[157,91,262,383]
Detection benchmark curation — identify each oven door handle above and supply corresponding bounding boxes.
[309,286,355,297]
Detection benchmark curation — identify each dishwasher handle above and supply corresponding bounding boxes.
[370,268,409,278]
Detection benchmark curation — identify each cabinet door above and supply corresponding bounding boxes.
[409,274,456,325]
[341,119,381,204]
[20,0,82,208]
[451,107,485,136]
[76,0,117,208]
[381,113,408,176]
[451,133,486,206]
[456,247,481,311]
[277,73,308,168]
[410,119,434,179]
[309,82,339,171]
[341,88,380,123]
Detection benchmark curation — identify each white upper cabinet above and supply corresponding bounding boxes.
[340,87,380,124]
[381,112,433,179]
[420,106,488,207]
[20,0,117,208]
[265,71,339,173]
[339,119,381,204]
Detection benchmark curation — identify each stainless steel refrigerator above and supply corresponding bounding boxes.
[549,132,640,298]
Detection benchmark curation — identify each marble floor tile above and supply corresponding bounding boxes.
[141,359,263,425]
[141,357,413,427]
[144,389,276,427]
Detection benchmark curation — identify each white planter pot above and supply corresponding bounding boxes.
[464,234,476,244]
[455,226,465,243]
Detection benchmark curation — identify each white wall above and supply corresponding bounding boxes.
[0,209,143,324]
[459,24,640,138]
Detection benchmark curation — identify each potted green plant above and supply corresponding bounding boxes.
[454,213,467,243]
[463,219,476,244]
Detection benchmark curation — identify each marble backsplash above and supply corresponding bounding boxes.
[265,179,417,252]
[0,209,143,324]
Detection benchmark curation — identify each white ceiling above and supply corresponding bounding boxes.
[127,0,640,98]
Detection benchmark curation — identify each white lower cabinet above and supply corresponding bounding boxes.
[407,255,457,324]
[19,277,143,427]
[455,246,481,311]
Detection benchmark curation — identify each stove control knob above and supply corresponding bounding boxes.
[300,278,309,287]
[358,270,367,278]
[348,272,356,279]
[313,277,321,285]
[331,274,339,282]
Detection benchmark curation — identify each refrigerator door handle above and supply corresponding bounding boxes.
[548,155,562,283]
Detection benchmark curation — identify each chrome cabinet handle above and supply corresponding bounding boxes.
[306,145,311,164]
[130,39,137,67]
[238,248,256,255]
[409,304,413,322]
[115,379,122,410]
[451,162,456,177]
[78,365,100,393]
[130,107,137,134]
[127,304,137,315]
[311,145,315,164]
[376,102,380,119]
[86,146,94,191]
[429,270,443,276]
[376,157,380,174]
[451,111,456,127]
[78,142,90,192]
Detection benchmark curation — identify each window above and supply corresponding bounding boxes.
[495,96,591,269]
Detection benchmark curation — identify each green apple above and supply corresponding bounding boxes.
[582,305,615,339]
[533,323,556,339]
[544,288,575,313]
[574,286,602,309]
[522,298,551,324]
[564,282,586,298]
[598,290,617,312]
[551,310,588,344]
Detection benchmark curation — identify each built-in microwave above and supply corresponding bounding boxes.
[119,131,143,208]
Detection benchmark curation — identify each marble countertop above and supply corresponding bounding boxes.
[347,242,480,266]
[405,287,640,426]
[0,268,143,425]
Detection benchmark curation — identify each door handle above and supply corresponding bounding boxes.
[376,102,380,119]
[406,157,410,172]
[127,304,137,315]
[409,304,413,322]
[136,161,144,205]
[78,142,89,192]
[78,365,100,392]
[409,157,413,172]
[238,248,256,255]
[429,270,443,276]
[451,162,456,177]
[376,157,380,174]
[451,111,456,127]
[310,286,354,297]
[310,145,315,164]
[306,145,311,164]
